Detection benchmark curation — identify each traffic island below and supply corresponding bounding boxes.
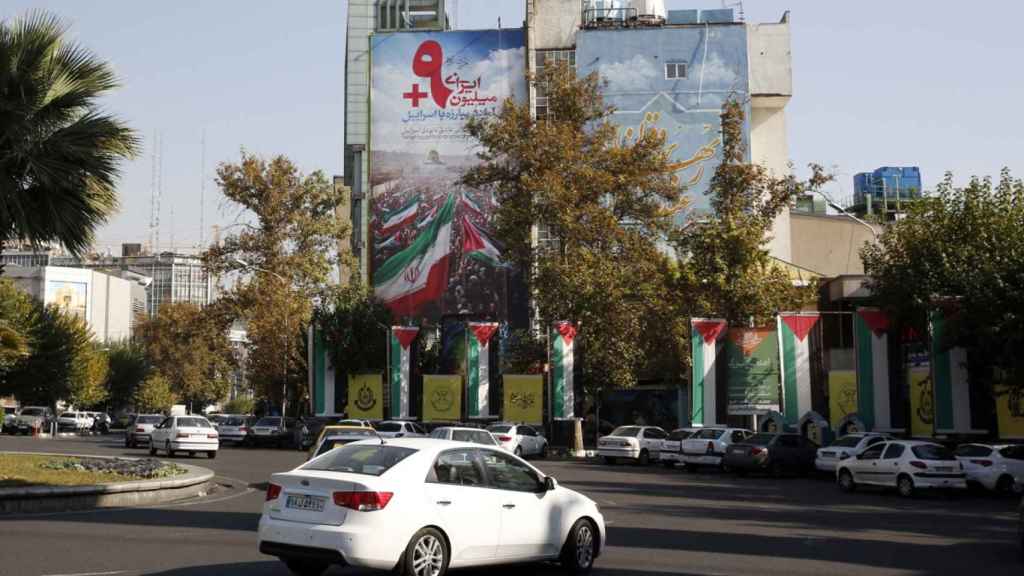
[0,452,215,514]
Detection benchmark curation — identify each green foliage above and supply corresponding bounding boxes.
[222,396,254,415]
[862,169,1024,392]
[315,282,392,376]
[499,329,546,374]
[103,340,148,411]
[134,372,175,414]
[137,302,234,410]
[671,100,826,326]
[462,62,686,390]
[0,11,138,256]
[0,279,34,379]
[2,303,94,408]
[70,344,109,408]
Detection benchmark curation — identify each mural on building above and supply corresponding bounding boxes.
[577,26,750,221]
[370,29,526,320]
[725,327,780,414]
[47,281,87,320]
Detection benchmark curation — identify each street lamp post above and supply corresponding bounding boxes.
[235,258,290,419]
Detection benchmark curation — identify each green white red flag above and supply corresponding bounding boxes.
[551,322,576,419]
[467,322,499,418]
[691,318,727,426]
[389,326,419,419]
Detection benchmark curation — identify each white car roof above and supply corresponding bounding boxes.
[434,426,486,432]
[885,440,945,447]
[372,437,504,453]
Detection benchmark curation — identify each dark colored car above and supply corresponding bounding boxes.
[294,417,337,450]
[247,416,298,448]
[723,433,818,476]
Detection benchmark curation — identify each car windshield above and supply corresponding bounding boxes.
[177,417,211,428]
[694,428,726,440]
[375,422,403,432]
[830,436,865,448]
[746,434,776,446]
[487,425,513,433]
[255,417,281,427]
[954,444,993,457]
[304,444,417,476]
[137,415,163,424]
[912,444,955,461]
[223,417,247,426]
[452,429,496,445]
[609,426,641,437]
[668,430,692,441]
[20,408,44,416]
[60,413,76,418]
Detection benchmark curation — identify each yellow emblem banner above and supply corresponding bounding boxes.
[423,375,462,422]
[503,374,543,424]
[347,374,383,420]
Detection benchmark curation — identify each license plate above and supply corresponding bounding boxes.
[286,494,325,512]
[192,434,206,439]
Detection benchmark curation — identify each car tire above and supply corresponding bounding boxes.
[208,451,217,459]
[561,518,598,575]
[149,444,157,456]
[399,526,449,576]
[638,449,650,466]
[283,558,328,576]
[165,440,175,458]
[603,456,616,465]
[515,446,523,458]
[996,474,1016,495]
[838,469,856,492]
[897,474,915,498]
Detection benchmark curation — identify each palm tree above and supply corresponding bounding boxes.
[0,11,138,257]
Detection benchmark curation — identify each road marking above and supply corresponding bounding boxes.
[41,571,128,576]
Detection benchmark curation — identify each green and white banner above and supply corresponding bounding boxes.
[691,318,727,426]
[467,322,499,418]
[854,308,891,431]
[389,326,419,419]
[551,322,577,419]
[309,326,340,416]
[930,311,976,434]
[778,314,820,426]
[725,327,781,415]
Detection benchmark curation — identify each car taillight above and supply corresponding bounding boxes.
[208,433,218,439]
[498,435,513,442]
[333,491,393,511]
[176,432,190,438]
[266,484,282,501]
[706,441,715,454]
[750,447,765,456]
[239,427,248,432]
[970,459,993,467]
[135,427,145,432]
[909,461,928,470]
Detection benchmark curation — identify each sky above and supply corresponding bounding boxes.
[3,1,1023,254]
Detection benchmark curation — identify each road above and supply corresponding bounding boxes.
[0,434,1020,576]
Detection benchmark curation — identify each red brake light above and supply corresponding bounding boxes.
[333,491,393,511]
[239,427,247,432]
[498,435,513,442]
[176,432,190,438]
[706,441,715,454]
[208,433,218,439]
[909,461,928,469]
[266,483,282,501]
[750,447,765,456]
[135,427,145,432]
[970,459,993,467]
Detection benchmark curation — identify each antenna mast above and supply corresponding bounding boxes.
[149,131,162,254]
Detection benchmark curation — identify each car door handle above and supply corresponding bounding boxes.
[502,504,516,509]
[436,500,451,506]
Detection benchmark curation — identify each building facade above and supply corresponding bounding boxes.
[852,166,922,220]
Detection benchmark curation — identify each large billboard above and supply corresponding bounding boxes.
[370,29,526,320]
[725,327,780,414]
[47,280,88,320]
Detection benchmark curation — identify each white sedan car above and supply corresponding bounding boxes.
[954,443,1024,494]
[659,428,698,467]
[814,432,890,474]
[597,425,667,465]
[680,427,752,470]
[258,438,605,576]
[375,420,428,439]
[487,423,549,458]
[429,426,499,447]
[837,440,967,497]
[149,415,219,459]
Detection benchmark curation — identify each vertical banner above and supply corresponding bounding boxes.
[423,375,462,422]
[691,319,727,426]
[389,326,419,419]
[347,374,384,420]
[551,321,577,419]
[854,308,891,431]
[908,369,934,437]
[930,311,974,434]
[503,374,543,424]
[778,314,820,426]
[467,322,499,418]
[996,384,1024,439]
[828,371,858,430]
[725,327,781,415]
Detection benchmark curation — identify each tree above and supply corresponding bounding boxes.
[222,396,254,416]
[499,328,546,374]
[134,372,175,414]
[0,279,34,380]
[462,62,686,390]
[204,152,349,413]
[104,340,148,411]
[671,100,827,326]
[0,11,138,258]
[137,302,234,411]
[314,282,392,377]
[862,169,1024,394]
[69,344,108,408]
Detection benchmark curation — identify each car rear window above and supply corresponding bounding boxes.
[304,444,417,476]
[668,430,692,441]
[912,444,955,461]
[694,429,726,440]
[376,422,402,432]
[488,425,512,433]
[609,426,641,437]
[223,417,247,426]
[177,417,211,428]
[830,436,865,448]
[137,415,163,424]
[746,434,776,446]
[452,429,496,445]
[315,437,368,457]
[255,417,281,427]
[60,413,76,418]
[20,408,44,416]
[954,444,993,458]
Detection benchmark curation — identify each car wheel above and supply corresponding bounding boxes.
[996,474,1016,495]
[514,446,523,458]
[207,451,217,459]
[400,526,448,576]
[838,470,856,492]
[603,456,616,465]
[149,443,157,456]
[283,558,327,576]
[165,440,175,458]
[124,436,131,448]
[638,449,650,466]
[561,518,598,575]
[897,474,915,498]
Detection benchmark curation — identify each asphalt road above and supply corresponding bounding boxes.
[0,434,1021,576]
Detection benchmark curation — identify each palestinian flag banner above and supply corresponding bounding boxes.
[467,322,499,418]
[374,194,455,315]
[778,314,820,425]
[854,308,892,431]
[551,321,577,419]
[378,195,420,236]
[461,215,503,267]
[691,318,727,426]
[389,326,419,419]
[930,311,976,434]
[460,192,484,216]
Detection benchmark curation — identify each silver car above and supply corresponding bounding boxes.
[125,414,164,447]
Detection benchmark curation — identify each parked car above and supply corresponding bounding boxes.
[954,443,1024,494]
[376,420,428,439]
[218,415,256,445]
[2,406,17,434]
[57,412,93,432]
[723,433,817,476]
[597,425,667,466]
[13,406,53,435]
[125,414,165,447]
[258,438,605,576]
[487,423,548,458]
[659,428,699,468]
[337,419,373,428]
[430,426,500,447]
[679,427,753,471]
[309,425,382,458]
[89,412,112,434]
[307,429,379,460]
[815,432,890,474]
[292,417,338,450]
[149,415,219,458]
[837,440,967,497]
[248,417,299,448]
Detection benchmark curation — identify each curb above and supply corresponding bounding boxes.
[0,451,215,514]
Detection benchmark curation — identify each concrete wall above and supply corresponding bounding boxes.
[529,0,581,49]
[345,0,375,280]
[751,104,791,261]
[789,213,881,277]
[747,16,792,98]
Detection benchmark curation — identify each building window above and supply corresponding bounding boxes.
[535,49,575,119]
[665,62,687,80]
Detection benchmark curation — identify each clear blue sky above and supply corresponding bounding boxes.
[3,1,1022,253]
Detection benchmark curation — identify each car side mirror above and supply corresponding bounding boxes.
[544,477,557,491]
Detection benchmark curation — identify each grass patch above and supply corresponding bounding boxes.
[0,454,182,488]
